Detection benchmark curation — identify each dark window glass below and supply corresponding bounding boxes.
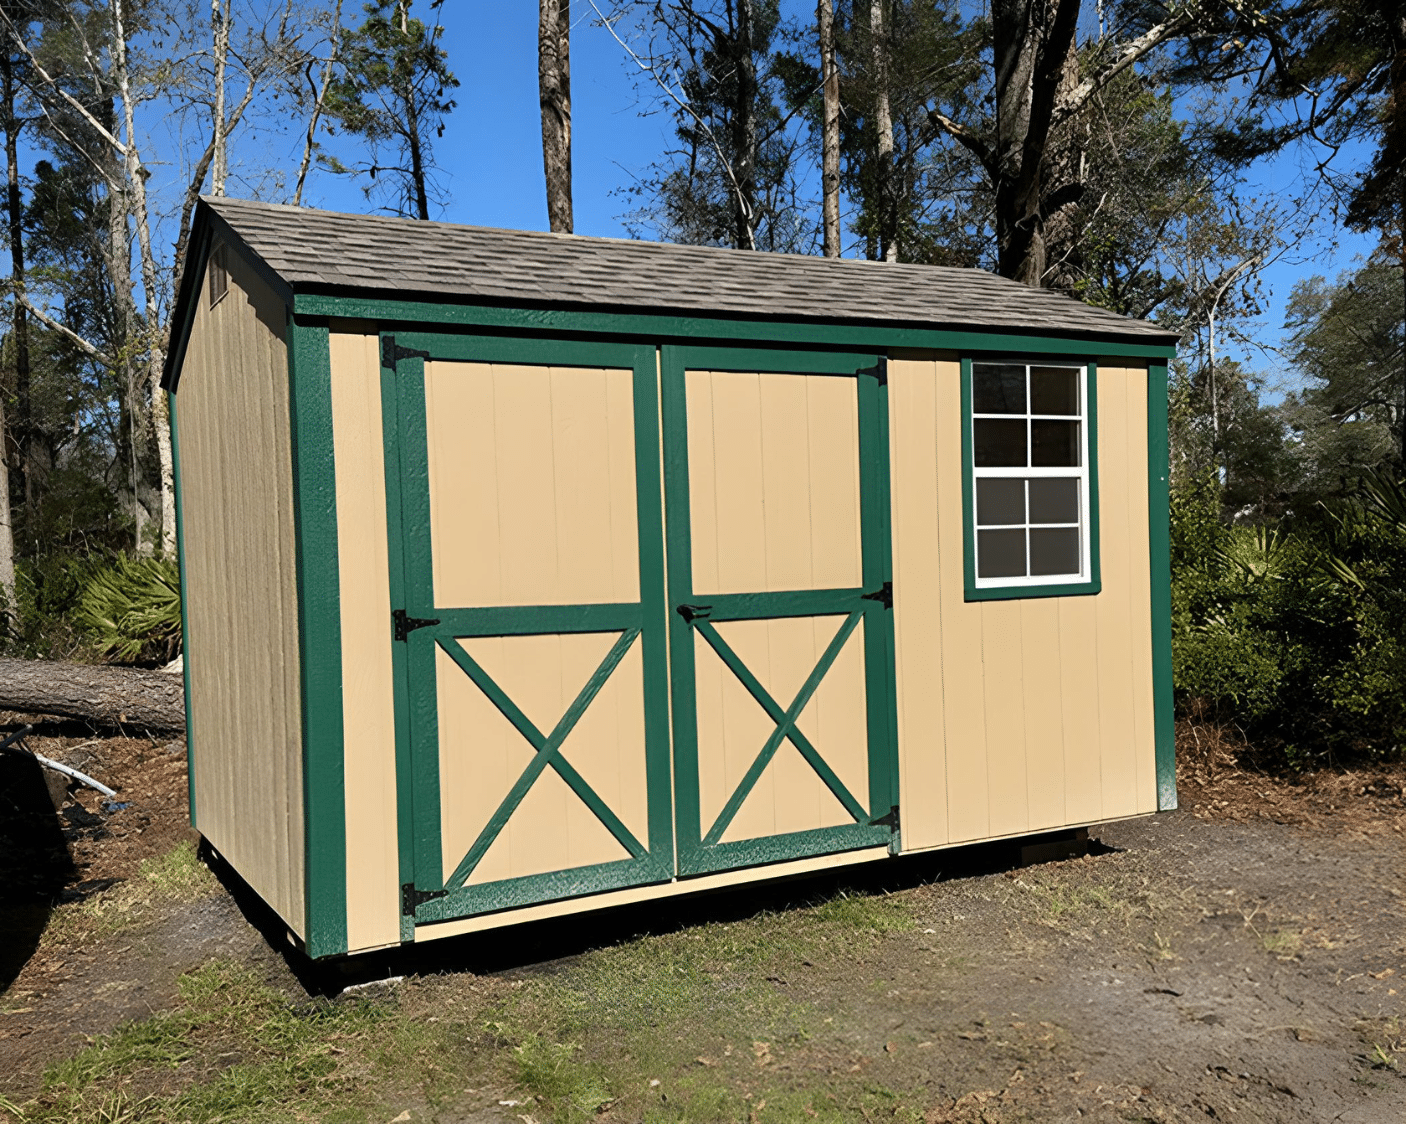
[976,479,1025,525]
[972,364,1026,414]
[974,418,1027,466]
[1030,367,1079,415]
[1031,420,1080,467]
[1030,527,1080,575]
[1028,478,1079,524]
[978,529,1027,578]
[208,244,229,307]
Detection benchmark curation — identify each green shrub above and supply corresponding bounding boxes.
[1171,469,1406,767]
[75,554,182,665]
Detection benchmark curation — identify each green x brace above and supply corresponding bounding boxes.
[695,610,868,847]
[439,629,648,890]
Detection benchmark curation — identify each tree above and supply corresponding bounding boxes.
[1283,260,1405,496]
[817,0,838,256]
[322,0,457,220]
[539,0,572,232]
[605,0,818,251]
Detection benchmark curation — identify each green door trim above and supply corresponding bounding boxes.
[382,331,675,927]
[660,343,900,877]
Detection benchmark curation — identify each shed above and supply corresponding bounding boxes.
[163,197,1181,959]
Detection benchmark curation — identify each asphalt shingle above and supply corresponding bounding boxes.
[203,196,1178,344]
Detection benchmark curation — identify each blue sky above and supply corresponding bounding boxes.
[248,2,1376,376]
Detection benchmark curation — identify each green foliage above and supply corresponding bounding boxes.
[1171,468,1406,766]
[73,555,181,665]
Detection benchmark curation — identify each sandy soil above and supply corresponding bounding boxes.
[1,713,1403,1123]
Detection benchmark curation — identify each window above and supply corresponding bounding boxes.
[964,358,1099,599]
[208,243,229,308]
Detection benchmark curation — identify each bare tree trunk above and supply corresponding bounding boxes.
[395,0,430,220]
[112,0,176,558]
[0,657,185,731]
[539,0,572,233]
[295,0,343,206]
[732,0,757,250]
[1,51,30,517]
[819,0,840,258]
[870,0,895,261]
[0,394,13,631]
[210,0,231,195]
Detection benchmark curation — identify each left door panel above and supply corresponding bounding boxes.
[383,334,674,928]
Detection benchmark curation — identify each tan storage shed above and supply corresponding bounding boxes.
[163,197,1180,959]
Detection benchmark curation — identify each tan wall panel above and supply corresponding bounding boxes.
[889,354,1156,850]
[178,247,304,935]
[329,330,400,951]
[697,615,866,843]
[1093,368,1141,817]
[687,371,862,594]
[441,633,641,884]
[886,356,949,850]
[425,362,639,608]
[1020,597,1067,830]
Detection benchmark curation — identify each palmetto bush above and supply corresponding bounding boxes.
[76,554,182,665]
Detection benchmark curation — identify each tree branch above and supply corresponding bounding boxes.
[16,293,116,369]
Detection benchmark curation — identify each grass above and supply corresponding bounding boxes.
[39,842,219,949]
[6,885,926,1124]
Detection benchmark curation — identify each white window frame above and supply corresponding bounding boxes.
[970,359,1092,591]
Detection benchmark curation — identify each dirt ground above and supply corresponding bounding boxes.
[1,712,1404,1123]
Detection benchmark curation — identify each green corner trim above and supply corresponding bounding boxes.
[169,391,196,829]
[287,316,348,957]
[293,292,1179,361]
[1148,362,1177,811]
[961,356,1102,601]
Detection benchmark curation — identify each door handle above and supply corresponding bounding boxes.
[676,603,712,622]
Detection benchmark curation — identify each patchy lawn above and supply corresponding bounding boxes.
[2,715,1404,1123]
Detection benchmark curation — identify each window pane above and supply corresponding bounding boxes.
[1030,527,1080,575]
[978,528,1027,578]
[1028,478,1079,524]
[974,418,1027,466]
[1031,420,1080,467]
[976,478,1025,525]
[1030,367,1079,415]
[972,364,1026,414]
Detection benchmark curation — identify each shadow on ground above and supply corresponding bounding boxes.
[0,747,74,991]
[204,826,1116,996]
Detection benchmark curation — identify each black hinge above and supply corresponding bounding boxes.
[862,581,893,609]
[401,882,448,916]
[392,608,441,642]
[676,603,712,622]
[862,356,888,386]
[382,335,432,369]
[871,804,900,830]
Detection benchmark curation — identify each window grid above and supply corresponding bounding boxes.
[971,361,1090,588]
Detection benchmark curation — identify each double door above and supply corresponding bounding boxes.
[381,333,897,927]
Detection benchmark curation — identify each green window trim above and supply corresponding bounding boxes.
[961,356,1102,602]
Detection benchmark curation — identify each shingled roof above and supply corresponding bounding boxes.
[198,196,1179,344]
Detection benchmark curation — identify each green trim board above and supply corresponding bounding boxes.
[286,316,349,957]
[296,292,1179,361]
[169,391,196,830]
[1147,362,1177,811]
[382,332,676,925]
[961,356,1102,602]
[659,343,900,879]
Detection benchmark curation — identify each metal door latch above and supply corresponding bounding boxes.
[392,609,440,642]
[676,603,712,622]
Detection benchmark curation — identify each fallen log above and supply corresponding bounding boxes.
[0,658,185,732]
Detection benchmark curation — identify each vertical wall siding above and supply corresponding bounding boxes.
[889,354,1158,852]
[178,250,305,934]
[328,329,401,950]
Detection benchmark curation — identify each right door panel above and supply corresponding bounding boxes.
[661,346,900,876]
